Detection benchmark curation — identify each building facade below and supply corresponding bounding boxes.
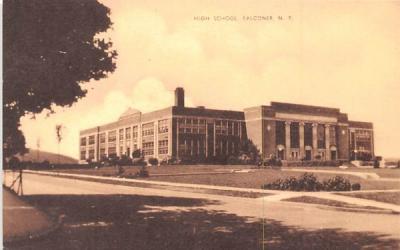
[79,88,245,162]
[79,88,374,162]
[244,103,374,161]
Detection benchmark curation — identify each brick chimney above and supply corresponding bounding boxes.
[175,87,185,108]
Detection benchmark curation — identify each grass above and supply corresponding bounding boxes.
[287,166,400,178]
[335,192,400,206]
[282,196,385,211]
[51,165,400,191]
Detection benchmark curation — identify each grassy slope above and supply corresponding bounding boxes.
[17,149,78,164]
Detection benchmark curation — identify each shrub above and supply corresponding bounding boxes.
[148,157,158,166]
[261,173,355,192]
[323,176,351,191]
[132,158,146,166]
[351,183,361,191]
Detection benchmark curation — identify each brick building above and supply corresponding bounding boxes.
[79,88,374,162]
[244,103,374,161]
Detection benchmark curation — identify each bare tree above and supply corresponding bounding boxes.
[55,124,64,164]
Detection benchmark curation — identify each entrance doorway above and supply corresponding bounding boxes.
[278,149,285,160]
[305,150,312,160]
[331,150,337,160]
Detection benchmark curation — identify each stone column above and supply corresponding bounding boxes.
[312,123,318,159]
[285,121,291,160]
[325,124,330,160]
[299,122,305,159]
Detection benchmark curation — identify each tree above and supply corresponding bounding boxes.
[3,0,117,157]
[239,139,260,164]
[55,124,64,164]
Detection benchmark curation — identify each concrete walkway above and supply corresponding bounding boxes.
[3,188,56,244]
[17,170,400,213]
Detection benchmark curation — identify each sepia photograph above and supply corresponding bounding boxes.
[3,0,400,249]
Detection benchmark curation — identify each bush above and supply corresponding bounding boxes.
[351,183,361,191]
[148,157,158,166]
[322,176,351,191]
[262,173,355,192]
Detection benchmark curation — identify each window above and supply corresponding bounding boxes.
[80,137,87,146]
[88,135,95,145]
[99,133,106,143]
[108,146,116,155]
[108,130,116,142]
[304,123,313,146]
[228,122,233,135]
[126,127,131,140]
[88,149,95,159]
[80,150,86,160]
[158,140,168,155]
[143,142,154,156]
[100,148,106,158]
[132,126,138,139]
[275,121,285,146]
[317,124,325,149]
[119,129,124,141]
[329,126,336,145]
[142,123,154,136]
[158,119,169,133]
[290,122,299,148]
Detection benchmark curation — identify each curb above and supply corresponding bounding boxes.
[3,186,65,247]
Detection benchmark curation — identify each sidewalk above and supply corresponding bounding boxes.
[3,188,57,244]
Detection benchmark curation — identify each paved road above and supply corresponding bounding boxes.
[4,172,400,249]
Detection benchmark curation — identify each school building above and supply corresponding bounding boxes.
[79,87,374,162]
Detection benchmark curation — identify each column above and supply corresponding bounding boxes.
[285,121,291,160]
[299,122,305,159]
[325,124,330,160]
[312,123,318,159]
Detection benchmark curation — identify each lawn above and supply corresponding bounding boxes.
[286,167,400,178]
[51,165,400,191]
[335,192,400,206]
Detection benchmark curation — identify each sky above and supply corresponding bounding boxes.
[20,0,400,159]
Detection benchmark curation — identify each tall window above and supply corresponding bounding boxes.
[290,122,299,148]
[329,126,336,145]
[108,130,116,142]
[132,126,138,139]
[317,124,325,149]
[99,133,106,143]
[126,127,131,140]
[275,121,285,146]
[304,123,313,146]
[119,129,124,141]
